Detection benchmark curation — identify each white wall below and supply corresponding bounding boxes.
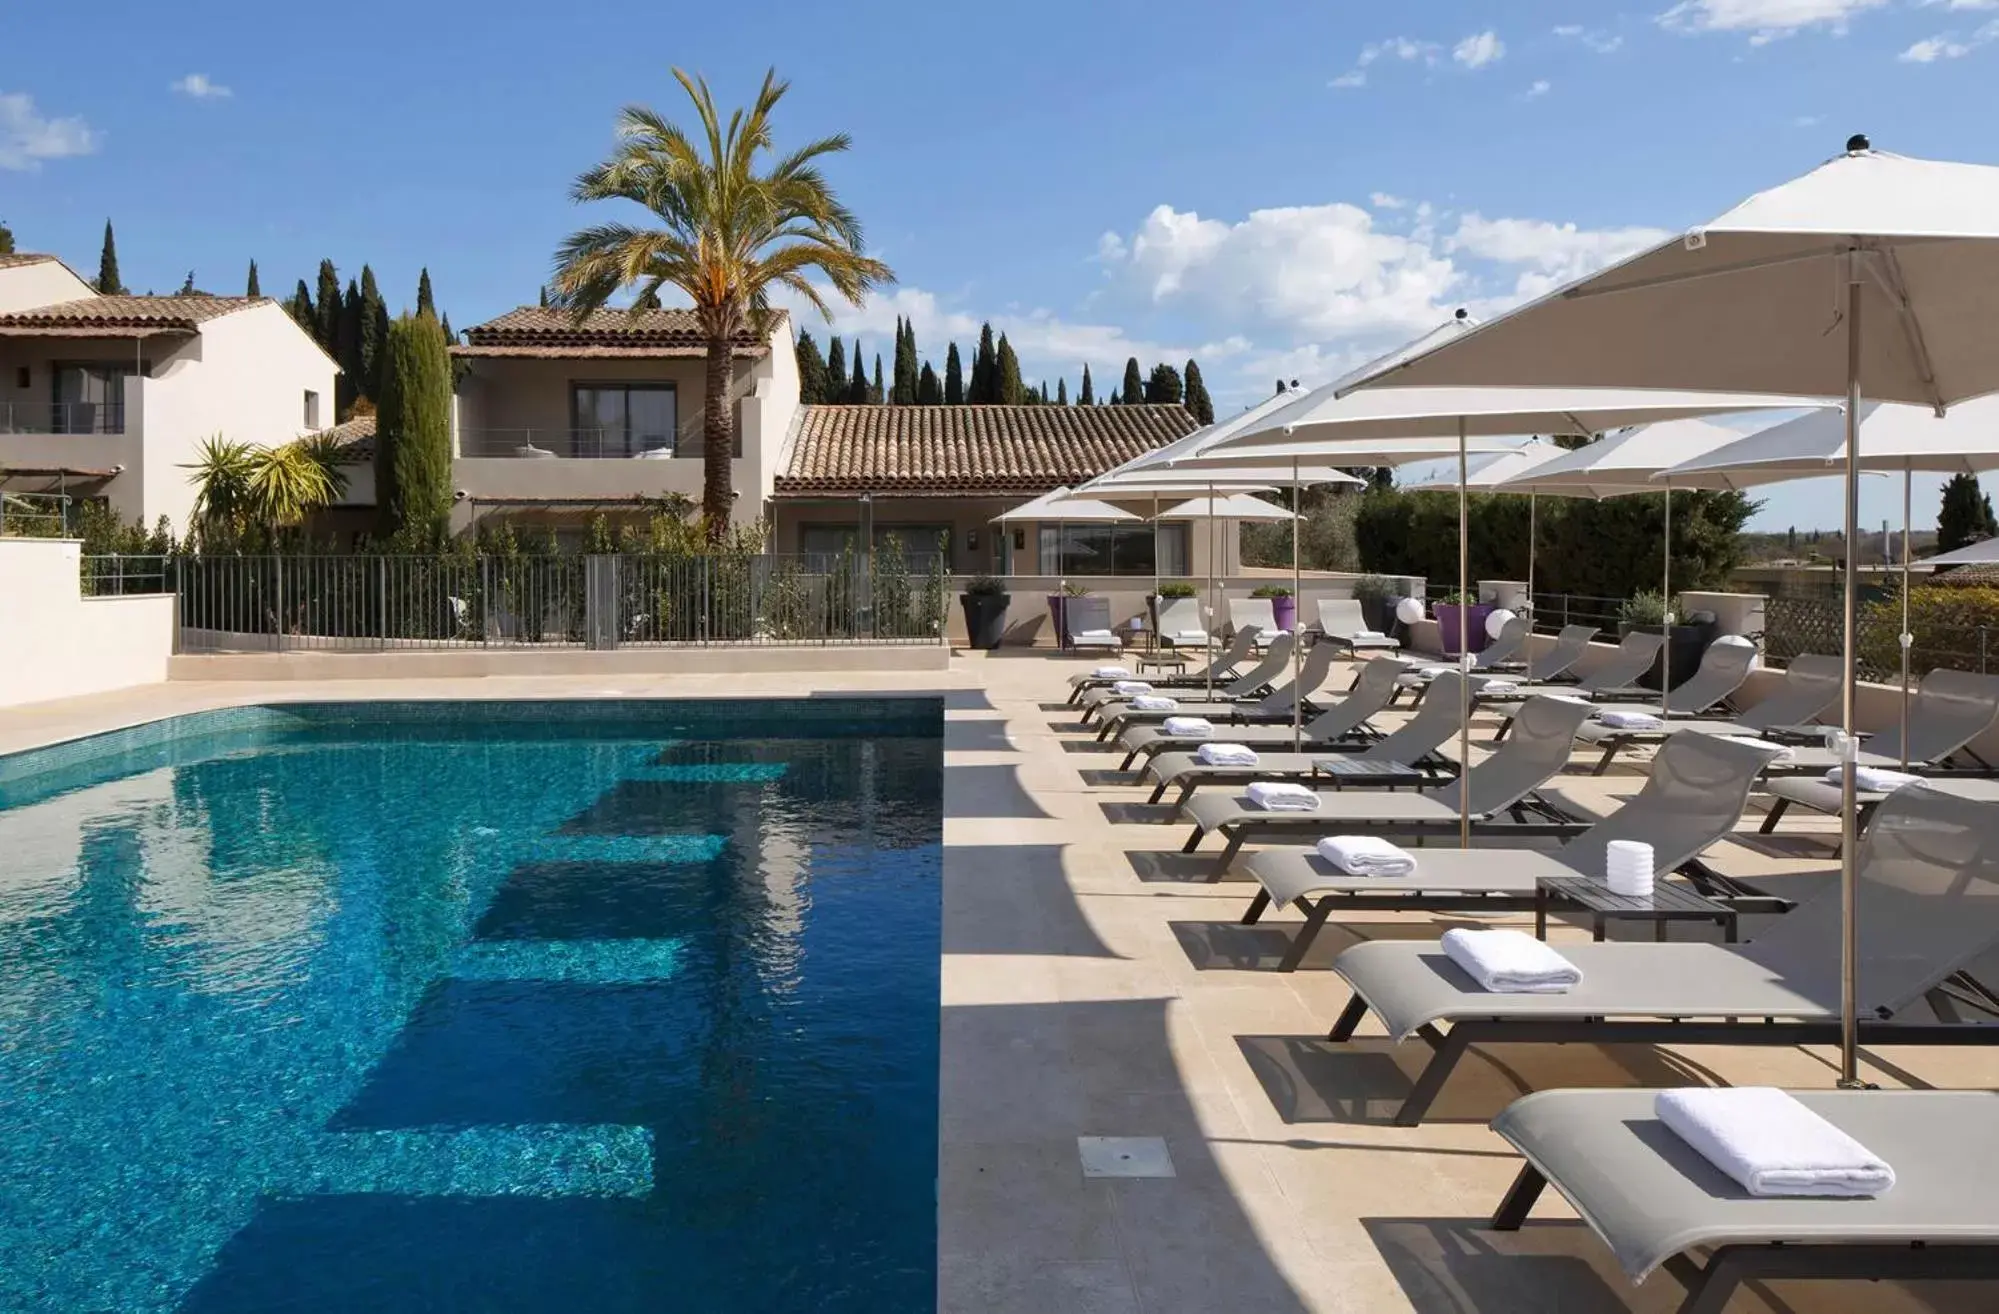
[0,258,96,312]
[741,310,798,524]
[0,539,174,708]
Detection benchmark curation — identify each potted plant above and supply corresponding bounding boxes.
[1433,590,1496,656]
[1618,591,1706,690]
[1351,574,1399,633]
[1149,580,1198,632]
[1047,581,1090,648]
[959,575,1011,650]
[1251,584,1297,634]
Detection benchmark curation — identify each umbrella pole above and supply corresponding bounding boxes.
[1458,417,1472,850]
[1206,483,1217,702]
[1900,466,1912,771]
[1660,483,1673,716]
[1527,491,1537,630]
[1837,259,1865,1089]
[1293,458,1303,752]
[1153,490,1160,658]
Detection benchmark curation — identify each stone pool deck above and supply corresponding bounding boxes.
[2,653,1996,1312]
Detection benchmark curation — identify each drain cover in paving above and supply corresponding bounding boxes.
[1078,1136,1175,1179]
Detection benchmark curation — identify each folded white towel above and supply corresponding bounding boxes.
[1416,665,1452,680]
[1196,742,1259,767]
[1093,665,1131,679]
[1317,835,1416,877]
[1162,717,1214,738]
[1440,928,1582,994]
[1129,695,1179,712]
[1075,628,1120,642]
[1245,781,1320,811]
[1711,634,1757,649]
[1720,735,1795,764]
[1546,693,1591,705]
[1599,710,1665,730]
[1112,680,1153,697]
[1172,629,1209,642]
[1656,1087,1896,1198]
[1827,765,1923,793]
[1355,628,1388,640]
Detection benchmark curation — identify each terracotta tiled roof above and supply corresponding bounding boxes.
[775,404,1200,498]
[0,294,268,334]
[321,414,376,464]
[0,253,58,270]
[454,306,766,359]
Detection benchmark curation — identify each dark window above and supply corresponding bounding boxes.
[1038,523,1188,576]
[569,382,678,457]
[52,361,140,434]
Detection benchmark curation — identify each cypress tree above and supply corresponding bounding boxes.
[287,279,313,329]
[372,299,392,395]
[871,354,885,404]
[893,316,919,404]
[1144,362,1183,404]
[1183,359,1214,424]
[438,313,453,345]
[0,220,13,255]
[416,268,437,319]
[1057,377,1068,405]
[313,260,341,354]
[1121,357,1145,405]
[1938,472,1999,552]
[826,336,847,404]
[178,271,198,295]
[995,334,1025,405]
[358,265,386,401]
[537,284,549,308]
[375,312,455,544]
[944,343,964,404]
[971,323,998,403]
[849,341,868,403]
[336,278,363,413]
[795,330,829,404]
[917,361,942,405]
[95,220,126,295]
[245,260,261,297]
[1079,363,1094,405]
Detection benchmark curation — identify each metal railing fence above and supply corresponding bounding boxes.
[0,401,125,434]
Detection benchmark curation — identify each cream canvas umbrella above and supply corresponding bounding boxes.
[1401,438,1567,618]
[992,487,1137,595]
[1338,137,1999,1087]
[1658,397,1999,766]
[1927,537,1999,567]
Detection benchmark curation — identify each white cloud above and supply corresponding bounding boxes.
[0,91,98,171]
[1369,192,1409,210]
[1553,24,1625,51]
[1794,113,1823,126]
[1901,33,1972,58]
[1449,214,1672,300]
[1331,35,1439,88]
[1330,70,1368,88]
[1453,30,1507,68]
[1524,78,1553,97]
[1657,0,1889,44]
[170,73,232,100]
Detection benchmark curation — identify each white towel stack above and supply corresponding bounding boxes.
[1605,839,1655,898]
[1129,695,1179,712]
[1172,629,1209,643]
[1245,781,1320,812]
[1196,743,1260,767]
[1655,1087,1896,1198]
[1076,628,1120,645]
[1827,765,1923,792]
[1162,716,1214,739]
[1093,665,1132,679]
[1600,710,1665,730]
[1481,679,1521,694]
[1720,735,1795,764]
[1317,835,1417,877]
[1416,665,1452,680]
[1355,628,1388,640]
[1111,680,1154,697]
[1440,928,1582,994]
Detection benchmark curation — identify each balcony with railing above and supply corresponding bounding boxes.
[0,401,127,435]
[457,428,691,460]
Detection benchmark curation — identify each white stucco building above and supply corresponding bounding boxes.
[0,253,338,535]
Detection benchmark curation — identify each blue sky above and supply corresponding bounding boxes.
[6,0,1999,530]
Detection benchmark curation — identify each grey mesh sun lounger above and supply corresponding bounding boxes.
[1062,594,1124,652]
[1390,616,1533,705]
[1316,598,1401,655]
[1490,1088,1999,1314]
[1323,782,1999,1124]
[1113,655,1406,772]
[1176,694,1597,878]
[1486,630,1668,741]
[1589,636,1758,720]
[1093,638,1337,742]
[1240,731,1783,970]
[1151,595,1210,651]
[1229,597,1284,649]
[1065,628,1258,704]
[1575,651,1841,775]
[1141,670,1485,810]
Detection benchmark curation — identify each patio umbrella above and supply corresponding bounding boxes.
[1401,438,1566,620]
[1337,137,1999,1087]
[1927,536,1999,567]
[1491,418,1755,713]
[1657,396,1999,766]
[1157,491,1298,582]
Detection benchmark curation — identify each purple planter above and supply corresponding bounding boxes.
[1436,603,1496,656]
[1269,596,1297,634]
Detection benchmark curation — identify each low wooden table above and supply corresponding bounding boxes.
[1136,651,1191,676]
[1310,757,1427,789]
[1535,875,1739,943]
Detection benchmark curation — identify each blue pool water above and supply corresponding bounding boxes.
[0,699,942,1312]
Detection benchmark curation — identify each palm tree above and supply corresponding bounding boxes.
[552,69,894,537]
[185,434,347,543]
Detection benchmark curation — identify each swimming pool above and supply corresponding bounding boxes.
[0,699,942,1312]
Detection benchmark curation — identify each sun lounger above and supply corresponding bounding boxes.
[1151,594,1210,652]
[1317,598,1401,655]
[1240,731,1781,969]
[1486,630,1667,740]
[1489,1088,1999,1314]
[1142,670,1483,810]
[1390,616,1533,705]
[1061,594,1125,652]
[1176,694,1597,878]
[1075,629,1274,715]
[1323,782,1999,1124]
[1229,597,1284,649]
[1065,628,1257,704]
[1574,652,1841,775]
[1113,656,1406,771]
[1092,637,1335,742]
[1588,636,1758,720]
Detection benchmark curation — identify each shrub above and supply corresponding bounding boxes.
[1250,584,1293,598]
[1061,581,1091,597]
[964,574,1007,597]
[1157,581,1198,598]
[1351,573,1398,606]
[1433,590,1473,607]
[1861,584,1999,678]
[1619,591,1668,627]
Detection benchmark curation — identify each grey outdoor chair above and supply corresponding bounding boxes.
[1065,627,1260,705]
[1520,623,1602,683]
[1113,655,1406,772]
[1239,731,1783,970]
[1317,598,1401,655]
[1324,781,1999,1124]
[1389,616,1533,705]
[1176,694,1597,878]
[1062,594,1124,652]
[1075,629,1271,716]
[1486,630,1668,741]
[1091,636,1337,742]
[1575,651,1842,775]
[1229,597,1282,648]
[1490,1089,1999,1314]
[1152,595,1210,650]
[1142,670,1486,811]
